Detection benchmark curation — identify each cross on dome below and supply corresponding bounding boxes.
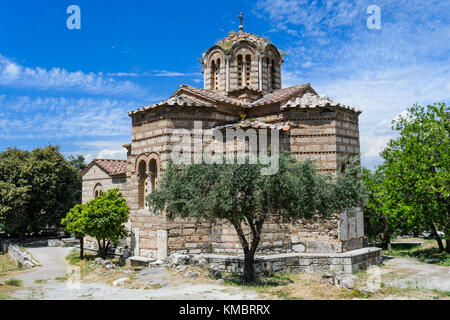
[237,12,245,32]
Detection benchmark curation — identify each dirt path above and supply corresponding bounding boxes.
[12,246,74,286]
[378,256,450,291]
[10,246,263,300]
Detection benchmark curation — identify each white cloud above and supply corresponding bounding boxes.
[260,0,450,168]
[0,95,139,140]
[107,72,139,77]
[0,54,150,98]
[69,140,128,163]
[145,70,203,77]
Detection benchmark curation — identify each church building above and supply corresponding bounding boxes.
[81,18,367,264]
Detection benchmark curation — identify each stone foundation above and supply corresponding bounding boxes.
[191,247,382,275]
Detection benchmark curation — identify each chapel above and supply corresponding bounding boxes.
[81,17,365,261]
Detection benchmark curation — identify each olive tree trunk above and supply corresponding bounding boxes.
[430,223,444,252]
[231,219,263,283]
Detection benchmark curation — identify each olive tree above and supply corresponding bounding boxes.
[148,152,364,282]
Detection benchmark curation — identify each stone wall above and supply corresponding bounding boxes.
[129,205,364,260]
[82,164,126,204]
[195,247,382,276]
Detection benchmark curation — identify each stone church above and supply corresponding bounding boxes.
[81,20,379,272]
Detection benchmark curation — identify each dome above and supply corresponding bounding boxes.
[216,31,274,54]
[202,21,284,94]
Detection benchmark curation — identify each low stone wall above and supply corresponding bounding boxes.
[192,247,382,276]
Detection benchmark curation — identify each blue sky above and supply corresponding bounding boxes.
[0,0,449,168]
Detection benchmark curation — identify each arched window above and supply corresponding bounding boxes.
[266,58,271,89]
[271,59,276,90]
[215,59,220,90]
[237,55,243,87]
[245,55,251,87]
[93,183,103,198]
[138,160,148,209]
[210,60,216,90]
[149,159,158,194]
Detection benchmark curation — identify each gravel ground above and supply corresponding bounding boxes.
[379,256,450,291]
[9,246,262,300]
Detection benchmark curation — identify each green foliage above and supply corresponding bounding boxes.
[148,152,364,282]
[62,188,129,259]
[4,279,22,286]
[0,146,80,238]
[388,245,450,266]
[67,154,87,203]
[362,168,399,245]
[380,103,449,250]
[61,205,86,239]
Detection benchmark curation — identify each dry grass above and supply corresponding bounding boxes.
[0,253,22,300]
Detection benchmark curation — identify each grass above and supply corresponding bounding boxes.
[0,254,24,299]
[224,272,294,288]
[223,272,352,300]
[0,253,21,276]
[384,239,450,266]
[34,279,48,284]
[3,279,23,286]
[54,275,70,281]
[65,249,99,277]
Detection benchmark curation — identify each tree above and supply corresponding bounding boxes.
[67,154,87,203]
[362,168,400,254]
[61,205,86,258]
[148,152,364,282]
[0,146,80,238]
[63,188,129,259]
[68,155,87,173]
[380,103,449,252]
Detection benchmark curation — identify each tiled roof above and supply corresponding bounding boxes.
[217,31,272,52]
[129,83,361,116]
[129,94,215,115]
[251,84,312,106]
[214,120,291,131]
[176,85,244,106]
[93,159,127,176]
[281,93,362,113]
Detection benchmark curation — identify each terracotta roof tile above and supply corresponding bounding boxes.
[128,83,360,116]
[251,84,312,106]
[93,159,127,176]
[214,120,291,130]
[281,93,362,113]
[129,94,214,115]
[177,85,244,106]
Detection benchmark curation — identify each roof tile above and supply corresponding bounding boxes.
[93,159,127,176]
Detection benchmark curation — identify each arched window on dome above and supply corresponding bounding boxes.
[211,60,216,91]
[215,59,221,90]
[237,55,243,87]
[271,59,276,90]
[266,58,271,90]
[245,55,251,87]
